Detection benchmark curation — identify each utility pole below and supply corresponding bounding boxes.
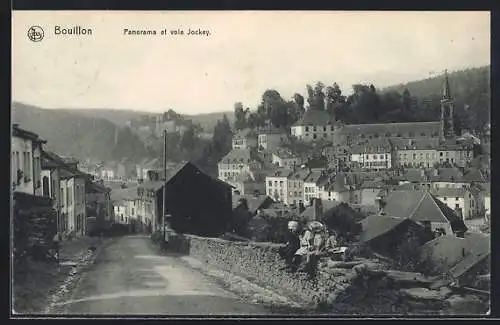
[162,130,167,237]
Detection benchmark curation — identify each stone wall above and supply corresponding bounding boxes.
[177,234,489,315]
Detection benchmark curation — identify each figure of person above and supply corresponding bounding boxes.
[279,221,301,271]
[52,232,62,262]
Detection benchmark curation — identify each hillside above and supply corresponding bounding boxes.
[11,102,152,164]
[58,107,235,133]
[383,65,490,130]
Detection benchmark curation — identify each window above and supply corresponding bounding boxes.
[455,197,459,201]
[413,154,417,159]
[455,204,460,209]
[445,152,449,157]
[396,133,402,137]
[323,126,327,132]
[426,153,430,159]
[372,155,377,160]
[268,181,272,187]
[380,154,384,160]
[279,181,284,186]
[421,133,426,137]
[323,133,327,138]
[330,126,334,131]
[294,191,298,196]
[313,134,317,139]
[313,127,317,132]
[305,133,309,137]
[274,181,278,187]
[305,127,309,132]
[385,133,391,137]
[409,132,415,137]
[440,152,443,157]
[361,134,366,138]
[51,179,56,198]
[374,133,379,138]
[443,197,447,201]
[42,176,50,196]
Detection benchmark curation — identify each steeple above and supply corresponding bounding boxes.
[442,69,452,101]
[440,69,455,138]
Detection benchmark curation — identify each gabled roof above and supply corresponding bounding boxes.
[12,124,47,143]
[288,169,311,182]
[351,138,392,154]
[303,170,324,185]
[232,194,274,214]
[293,109,332,126]
[265,167,294,178]
[300,200,341,220]
[383,190,467,232]
[110,186,139,203]
[219,148,255,165]
[430,187,469,198]
[360,214,424,244]
[421,233,490,278]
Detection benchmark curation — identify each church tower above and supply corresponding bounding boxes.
[440,70,455,138]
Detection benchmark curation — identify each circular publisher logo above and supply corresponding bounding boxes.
[28,26,44,42]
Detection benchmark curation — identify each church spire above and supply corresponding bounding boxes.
[442,69,451,101]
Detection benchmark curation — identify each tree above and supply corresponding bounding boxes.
[306,82,326,111]
[234,102,249,131]
[180,125,197,152]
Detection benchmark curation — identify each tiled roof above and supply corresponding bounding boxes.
[382,190,466,232]
[335,121,441,137]
[438,139,474,151]
[351,139,392,154]
[293,109,332,126]
[421,233,490,278]
[360,214,423,244]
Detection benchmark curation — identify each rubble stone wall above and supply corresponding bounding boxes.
[178,234,489,315]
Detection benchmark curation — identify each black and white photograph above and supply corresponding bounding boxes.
[11,11,491,317]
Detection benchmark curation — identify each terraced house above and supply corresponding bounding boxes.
[256,126,288,152]
[231,128,258,150]
[217,148,262,189]
[11,124,45,196]
[350,139,393,170]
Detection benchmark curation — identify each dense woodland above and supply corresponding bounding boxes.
[12,66,490,178]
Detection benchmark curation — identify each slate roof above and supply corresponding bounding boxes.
[219,148,254,164]
[430,187,469,198]
[335,121,441,137]
[12,124,46,143]
[232,194,274,214]
[300,200,341,220]
[288,169,311,182]
[382,190,467,232]
[303,170,325,184]
[110,186,139,203]
[391,138,440,150]
[293,109,333,126]
[421,233,490,278]
[351,138,392,153]
[359,214,423,243]
[273,148,301,159]
[266,167,294,178]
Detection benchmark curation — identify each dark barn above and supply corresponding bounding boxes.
[162,162,233,237]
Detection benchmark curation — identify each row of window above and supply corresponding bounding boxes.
[360,154,389,160]
[304,133,328,139]
[304,126,334,132]
[268,180,285,187]
[357,131,440,138]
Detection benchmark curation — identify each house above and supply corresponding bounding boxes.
[322,145,352,171]
[430,187,483,220]
[86,181,112,226]
[358,178,387,207]
[265,168,293,204]
[136,180,164,233]
[300,198,340,221]
[287,168,310,206]
[271,148,302,168]
[111,186,139,225]
[11,124,46,196]
[428,167,486,189]
[40,150,89,236]
[136,158,162,181]
[350,139,393,170]
[392,138,441,168]
[162,161,234,237]
[99,166,116,181]
[420,233,490,287]
[232,128,258,150]
[217,148,261,188]
[290,109,335,142]
[319,173,352,204]
[256,127,288,152]
[381,189,467,236]
[481,183,490,221]
[360,214,427,257]
[436,140,474,167]
[303,170,325,205]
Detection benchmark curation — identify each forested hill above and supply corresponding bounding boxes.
[12,102,152,164]
[383,65,490,130]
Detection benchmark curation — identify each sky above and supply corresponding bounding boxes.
[12,11,490,115]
